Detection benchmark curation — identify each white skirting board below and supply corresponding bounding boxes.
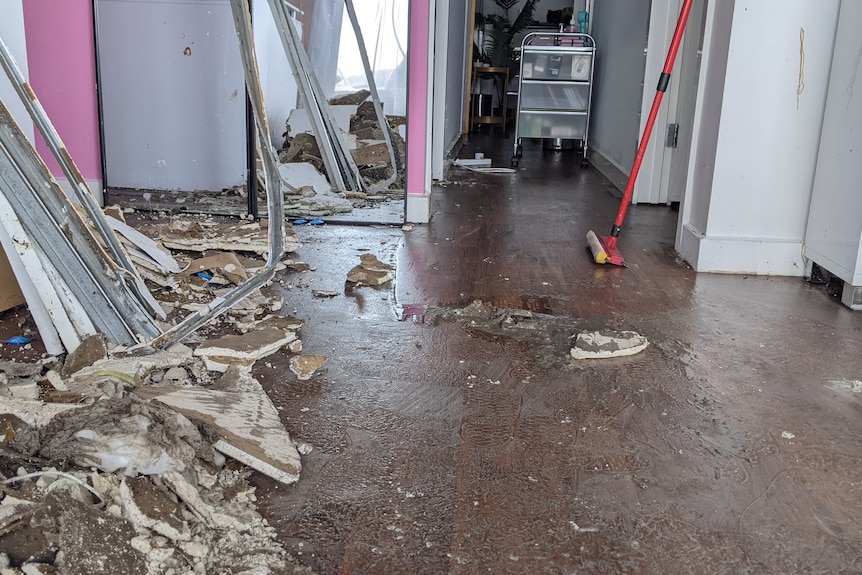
[405,193,431,224]
[55,178,104,207]
[678,222,806,276]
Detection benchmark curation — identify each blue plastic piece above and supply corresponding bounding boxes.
[293,219,308,225]
[193,271,213,281]
[3,335,31,345]
[309,218,325,225]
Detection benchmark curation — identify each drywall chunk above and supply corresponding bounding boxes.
[140,372,302,485]
[61,334,107,378]
[350,142,389,166]
[194,329,296,373]
[180,253,248,285]
[570,330,649,359]
[289,355,327,381]
[346,253,394,286]
[118,477,189,541]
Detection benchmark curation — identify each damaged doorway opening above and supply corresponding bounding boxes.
[94,0,408,225]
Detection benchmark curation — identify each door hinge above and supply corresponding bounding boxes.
[666,123,679,148]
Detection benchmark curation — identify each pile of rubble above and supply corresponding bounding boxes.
[0,395,314,574]
[278,91,406,218]
[0,208,335,573]
[0,328,320,573]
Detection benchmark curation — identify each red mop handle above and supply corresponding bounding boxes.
[606,0,694,248]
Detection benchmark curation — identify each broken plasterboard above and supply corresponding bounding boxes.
[134,369,302,485]
[179,253,249,285]
[105,215,183,275]
[570,330,649,359]
[287,105,357,143]
[278,162,338,196]
[193,329,297,372]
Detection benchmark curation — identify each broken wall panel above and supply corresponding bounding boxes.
[0,99,159,346]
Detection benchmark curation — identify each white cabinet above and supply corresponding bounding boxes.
[803,0,862,310]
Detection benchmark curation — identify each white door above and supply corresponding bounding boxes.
[632,0,706,205]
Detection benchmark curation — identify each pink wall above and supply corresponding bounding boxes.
[405,0,430,196]
[22,0,102,181]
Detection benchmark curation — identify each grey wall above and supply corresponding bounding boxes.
[97,0,246,192]
[0,1,33,141]
[588,0,650,175]
[444,2,468,150]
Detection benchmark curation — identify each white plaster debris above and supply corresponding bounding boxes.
[781,431,796,440]
[1,437,301,574]
[141,370,303,485]
[828,379,862,393]
[194,329,298,373]
[346,253,394,286]
[569,521,599,534]
[570,330,649,360]
[290,355,328,381]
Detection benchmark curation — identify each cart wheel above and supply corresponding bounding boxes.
[580,158,590,168]
[511,157,520,168]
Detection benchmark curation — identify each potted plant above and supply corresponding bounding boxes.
[481,0,540,71]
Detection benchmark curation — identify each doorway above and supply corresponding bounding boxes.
[94,0,409,224]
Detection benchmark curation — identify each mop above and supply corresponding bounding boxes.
[587,0,694,266]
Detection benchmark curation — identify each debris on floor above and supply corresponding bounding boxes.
[277,92,406,218]
[570,330,650,359]
[289,355,327,381]
[135,367,303,485]
[157,217,298,256]
[0,321,314,572]
[194,328,299,373]
[346,253,394,286]
[311,290,339,298]
[0,454,313,574]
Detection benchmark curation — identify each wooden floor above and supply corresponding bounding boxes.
[247,130,862,574]
[398,131,692,319]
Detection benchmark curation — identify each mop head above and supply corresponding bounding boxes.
[586,230,625,266]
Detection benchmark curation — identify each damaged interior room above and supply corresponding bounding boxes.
[1,0,861,573]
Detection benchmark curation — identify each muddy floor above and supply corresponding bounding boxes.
[245,137,862,574]
[2,133,862,574]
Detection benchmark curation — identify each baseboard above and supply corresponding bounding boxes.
[405,193,431,223]
[679,223,806,276]
[439,133,464,178]
[55,177,104,207]
[589,149,629,195]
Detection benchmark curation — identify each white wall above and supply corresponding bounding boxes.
[588,0,649,177]
[0,0,34,141]
[803,0,862,287]
[253,1,302,148]
[431,0,468,180]
[97,0,246,192]
[677,0,840,276]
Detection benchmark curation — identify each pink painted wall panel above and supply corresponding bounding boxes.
[23,0,102,180]
[405,0,429,196]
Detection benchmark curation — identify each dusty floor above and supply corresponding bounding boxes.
[244,134,862,574]
[3,132,862,574]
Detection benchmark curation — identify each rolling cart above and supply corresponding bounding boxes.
[511,33,596,168]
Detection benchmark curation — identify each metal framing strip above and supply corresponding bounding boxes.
[0,100,160,344]
[150,0,288,349]
[0,33,163,320]
[265,0,365,191]
[343,0,399,193]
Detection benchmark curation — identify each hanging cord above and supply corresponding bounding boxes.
[797,27,805,110]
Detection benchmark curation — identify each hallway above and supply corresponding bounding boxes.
[250,133,862,574]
